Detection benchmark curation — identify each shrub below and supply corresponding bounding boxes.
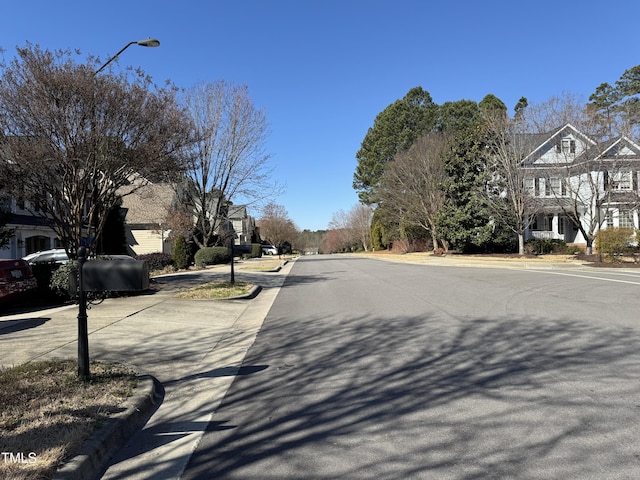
[565,245,582,255]
[173,235,189,269]
[524,238,566,255]
[194,246,231,267]
[137,253,175,272]
[49,261,77,299]
[243,243,263,259]
[595,228,635,262]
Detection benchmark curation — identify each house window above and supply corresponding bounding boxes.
[612,171,632,191]
[558,215,565,235]
[524,178,535,196]
[531,214,540,231]
[620,209,635,228]
[605,211,614,229]
[544,215,553,231]
[546,177,565,196]
[556,138,576,154]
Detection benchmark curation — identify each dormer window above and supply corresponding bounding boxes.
[556,138,576,154]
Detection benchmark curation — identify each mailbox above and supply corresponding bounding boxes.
[82,260,149,292]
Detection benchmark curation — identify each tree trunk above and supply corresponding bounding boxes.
[431,232,439,253]
[518,233,525,256]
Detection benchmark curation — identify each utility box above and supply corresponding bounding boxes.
[82,260,149,292]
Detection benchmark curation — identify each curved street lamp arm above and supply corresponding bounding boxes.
[94,38,160,75]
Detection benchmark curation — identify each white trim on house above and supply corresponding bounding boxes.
[522,125,640,248]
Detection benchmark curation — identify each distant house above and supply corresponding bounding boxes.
[119,180,176,256]
[0,198,61,260]
[1,179,259,260]
[227,205,258,252]
[521,124,640,248]
[0,181,175,259]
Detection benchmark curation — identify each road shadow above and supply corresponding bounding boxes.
[179,311,640,479]
[0,317,50,335]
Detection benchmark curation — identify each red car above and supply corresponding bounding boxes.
[0,259,38,305]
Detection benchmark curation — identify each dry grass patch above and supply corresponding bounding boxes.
[0,359,137,480]
[175,280,253,299]
[238,260,283,272]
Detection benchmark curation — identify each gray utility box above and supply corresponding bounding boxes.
[83,260,150,292]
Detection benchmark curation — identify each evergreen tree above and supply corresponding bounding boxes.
[437,97,514,253]
[353,87,438,204]
[173,235,189,270]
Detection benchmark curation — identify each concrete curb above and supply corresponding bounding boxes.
[224,284,262,300]
[53,374,163,480]
[266,260,289,273]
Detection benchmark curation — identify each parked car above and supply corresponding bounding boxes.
[0,259,38,304]
[261,245,278,255]
[22,248,69,265]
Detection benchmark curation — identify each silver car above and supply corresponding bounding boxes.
[22,248,69,265]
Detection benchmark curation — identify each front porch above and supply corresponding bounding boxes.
[525,212,582,245]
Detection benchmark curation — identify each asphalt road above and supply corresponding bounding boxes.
[181,255,640,480]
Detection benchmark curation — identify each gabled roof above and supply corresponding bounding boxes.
[594,136,640,160]
[521,123,597,166]
[120,182,175,226]
[228,205,248,219]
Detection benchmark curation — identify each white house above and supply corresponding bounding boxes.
[522,124,640,249]
[0,199,62,260]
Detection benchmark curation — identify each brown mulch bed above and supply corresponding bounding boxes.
[373,250,640,268]
[458,252,640,268]
[574,254,640,268]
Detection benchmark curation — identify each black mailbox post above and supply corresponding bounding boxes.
[75,248,150,380]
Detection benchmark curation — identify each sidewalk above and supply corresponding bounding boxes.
[0,258,294,480]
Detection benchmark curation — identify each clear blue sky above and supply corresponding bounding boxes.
[2,0,640,231]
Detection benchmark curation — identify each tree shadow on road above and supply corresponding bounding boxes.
[180,311,640,479]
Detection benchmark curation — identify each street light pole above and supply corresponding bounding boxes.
[94,37,160,75]
[76,38,160,380]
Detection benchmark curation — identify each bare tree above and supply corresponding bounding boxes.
[0,44,191,258]
[541,132,640,255]
[181,81,278,249]
[326,209,357,252]
[325,205,373,252]
[523,92,589,133]
[521,96,640,255]
[483,111,541,255]
[348,204,373,252]
[378,133,450,251]
[257,202,298,251]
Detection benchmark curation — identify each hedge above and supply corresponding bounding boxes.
[194,246,231,267]
[136,252,175,272]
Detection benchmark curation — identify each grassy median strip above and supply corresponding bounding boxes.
[238,259,283,272]
[175,280,252,299]
[0,360,137,480]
